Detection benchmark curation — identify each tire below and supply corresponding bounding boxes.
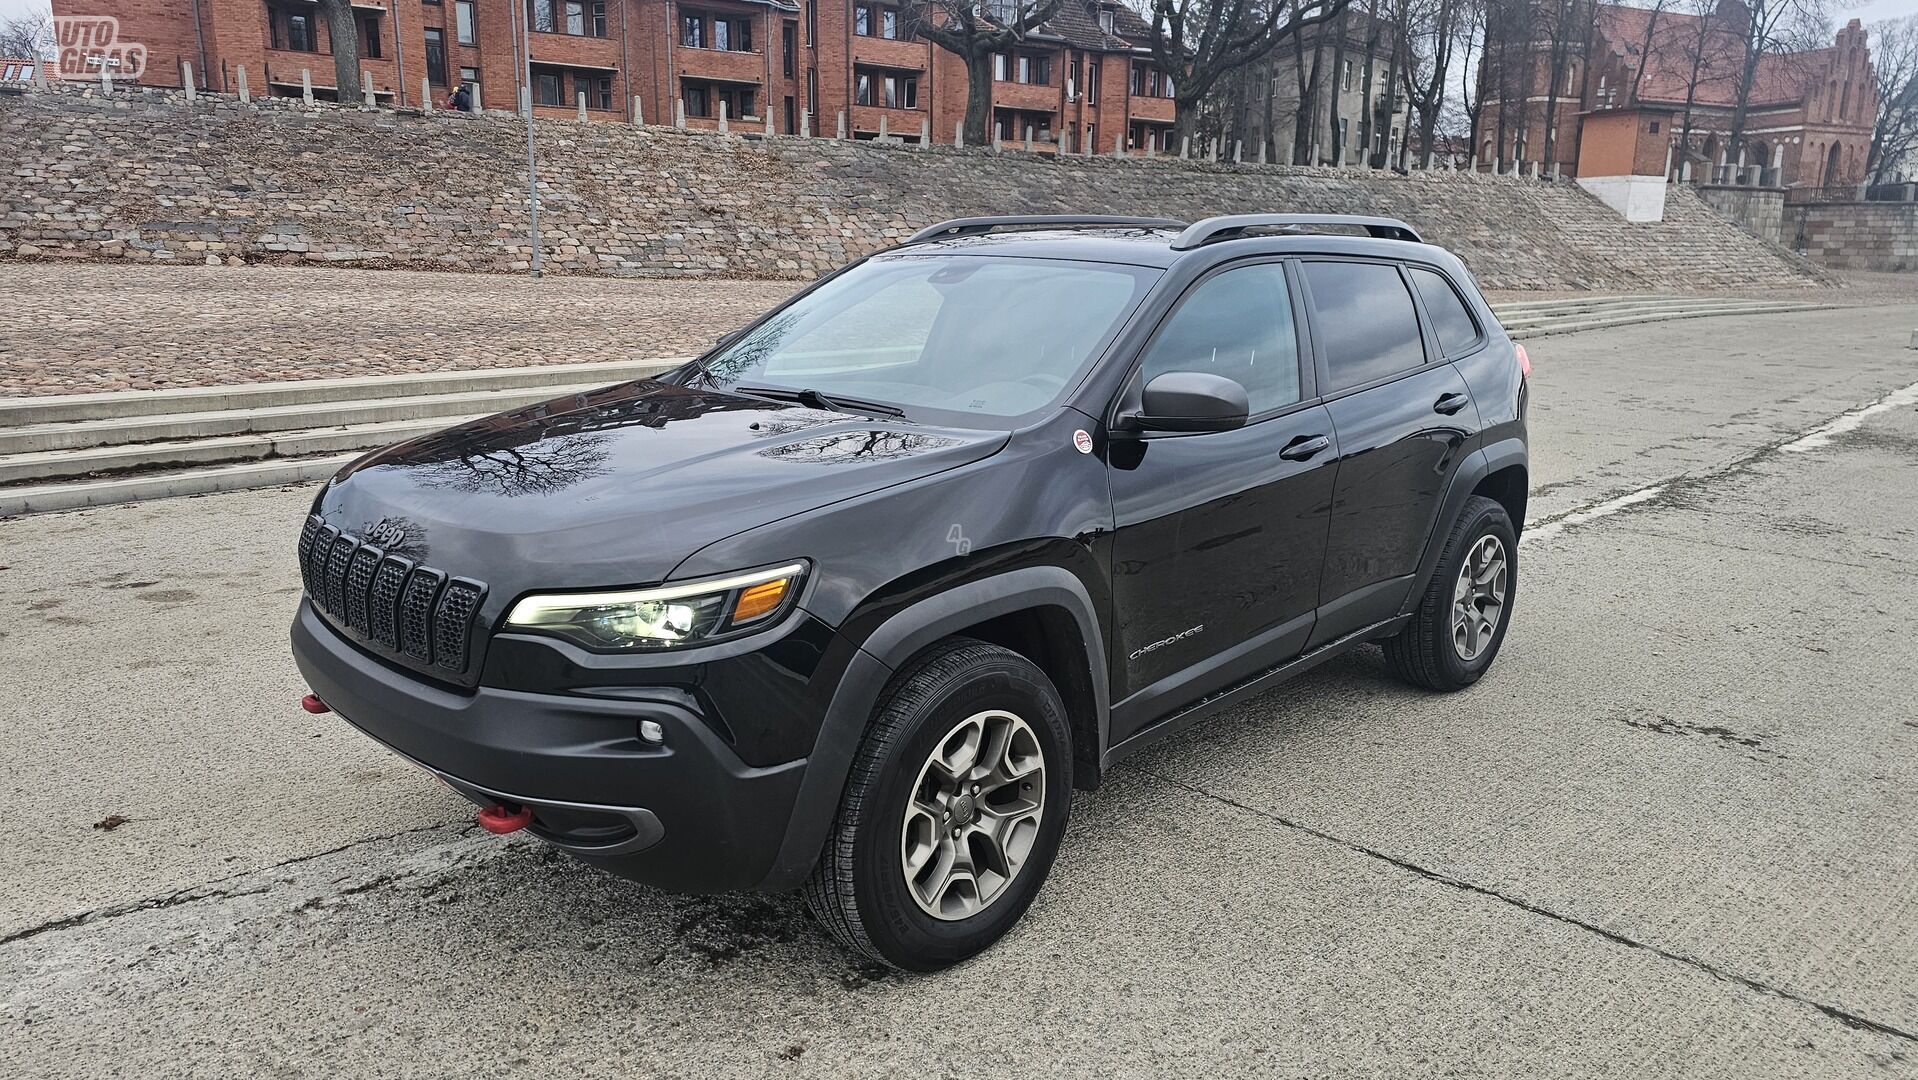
[1384,495,1518,691]
[803,637,1073,972]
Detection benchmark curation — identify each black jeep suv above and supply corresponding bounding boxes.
[291,214,1529,971]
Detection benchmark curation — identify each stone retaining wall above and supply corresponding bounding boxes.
[0,84,1824,290]
[1786,202,1918,272]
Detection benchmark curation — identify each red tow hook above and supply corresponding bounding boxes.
[478,803,535,835]
[300,694,331,714]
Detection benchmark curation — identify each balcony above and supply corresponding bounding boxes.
[1128,94,1175,123]
[676,45,765,85]
[992,79,1058,113]
[851,104,927,139]
[850,35,928,71]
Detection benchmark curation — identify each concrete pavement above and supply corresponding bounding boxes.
[2,305,1915,1077]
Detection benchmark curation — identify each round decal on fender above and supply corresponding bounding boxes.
[1073,429,1094,454]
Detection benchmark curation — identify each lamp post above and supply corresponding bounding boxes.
[515,0,544,277]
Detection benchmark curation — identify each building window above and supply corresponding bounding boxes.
[455,0,476,45]
[855,3,901,38]
[784,95,796,134]
[805,1,816,46]
[684,81,754,118]
[424,27,447,86]
[993,53,1007,81]
[531,0,606,37]
[1086,60,1098,104]
[536,71,562,105]
[267,4,318,52]
[854,67,917,108]
[1341,58,1353,91]
[593,75,613,109]
[783,22,796,76]
[1099,8,1114,33]
[683,12,751,51]
[459,66,480,96]
[807,67,817,114]
[1016,55,1049,85]
[357,14,382,58]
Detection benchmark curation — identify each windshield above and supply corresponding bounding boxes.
[691,254,1159,425]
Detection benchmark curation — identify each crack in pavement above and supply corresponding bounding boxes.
[1523,378,1918,544]
[0,817,473,947]
[1142,768,1918,1047]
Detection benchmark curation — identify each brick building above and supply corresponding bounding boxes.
[49,0,1178,149]
[1477,0,1878,189]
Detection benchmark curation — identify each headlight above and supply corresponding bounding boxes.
[503,562,807,651]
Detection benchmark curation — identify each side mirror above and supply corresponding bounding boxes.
[1132,371,1250,433]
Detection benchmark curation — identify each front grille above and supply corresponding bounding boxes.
[297,515,487,675]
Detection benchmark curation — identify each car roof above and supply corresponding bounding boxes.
[884,225,1468,276]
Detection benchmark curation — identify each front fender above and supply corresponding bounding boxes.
[755,564,1109,892]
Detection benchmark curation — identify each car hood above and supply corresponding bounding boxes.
[314,379,1008,593]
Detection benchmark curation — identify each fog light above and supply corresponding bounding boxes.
[639,720,665,745]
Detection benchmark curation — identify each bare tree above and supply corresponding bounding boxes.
[1866,15,1918,184]
[1144,0,1353,144]
[0,5,53,59]
[904,0,1070,146]
[1452,0,1485,161]
[1726,0,1831,162]
[1399,0,1463,165]
[316,0,363,103]
[1627,0,1677,103]
[1327,3,1353,161]
[1675,0,1735,170]
[1285,0,1331,162]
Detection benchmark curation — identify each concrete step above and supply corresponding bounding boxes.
[0,415,481,485]
[1498,300,1823,331]
[1508,301,1831,340]
[0,383,611,455]
[0,454,362,517]
[0,358,681,427]
[1493,296,1816,322]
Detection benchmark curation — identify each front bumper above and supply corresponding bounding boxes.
[291,600,809,893]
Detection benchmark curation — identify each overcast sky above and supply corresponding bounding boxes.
[3,0,1916,44]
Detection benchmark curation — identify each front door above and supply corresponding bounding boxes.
[1299,258,1479,645]
[1105,261,1337,744]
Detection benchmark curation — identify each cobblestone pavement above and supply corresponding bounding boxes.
[1,263,1904,398]
[0,264,799,396]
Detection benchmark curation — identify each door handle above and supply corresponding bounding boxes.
[1433,392,1470,415]
[1279,434,1330,461]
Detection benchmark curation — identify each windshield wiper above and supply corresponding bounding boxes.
[733,385,906,418]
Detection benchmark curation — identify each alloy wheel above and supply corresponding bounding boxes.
[1451,534,1508,661]
[900,709,1047,921]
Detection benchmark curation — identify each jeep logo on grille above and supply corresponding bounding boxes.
[363,518,408,549]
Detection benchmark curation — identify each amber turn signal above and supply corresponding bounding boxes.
[731,578,790,624]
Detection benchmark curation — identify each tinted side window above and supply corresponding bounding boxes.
[1409,266,1480,356]
[1138,264,1300,415]
[1302,261,1425,392]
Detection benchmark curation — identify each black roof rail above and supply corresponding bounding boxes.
[1169,214,1425,250]
[903,215,1187,245]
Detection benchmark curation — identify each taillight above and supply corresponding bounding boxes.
[1514,343,1532,378]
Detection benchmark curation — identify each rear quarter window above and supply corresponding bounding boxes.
[1409,266,1482,356]
[1302,261,1426,393]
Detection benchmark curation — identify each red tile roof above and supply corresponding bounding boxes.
[1596,2,1826,109]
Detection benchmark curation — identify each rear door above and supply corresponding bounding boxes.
[1300,258,1481,646]
[1105,260,1337,743]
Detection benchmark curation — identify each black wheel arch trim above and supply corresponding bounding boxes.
[1400,437,1527,619]
[756,566,1109,892]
